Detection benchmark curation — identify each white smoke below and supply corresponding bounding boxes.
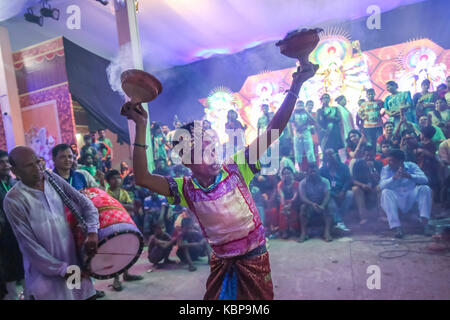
[106,42,134,100]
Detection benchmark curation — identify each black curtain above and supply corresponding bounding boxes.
[63,38,130,144]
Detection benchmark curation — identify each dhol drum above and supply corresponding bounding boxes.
[66,187,144,280]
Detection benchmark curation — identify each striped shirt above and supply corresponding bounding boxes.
[358,100,383,128]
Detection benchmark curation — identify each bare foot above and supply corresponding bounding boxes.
[324,233,333,242]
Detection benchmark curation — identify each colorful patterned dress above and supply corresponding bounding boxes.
[165,147,273,300]
[384,91,414,127]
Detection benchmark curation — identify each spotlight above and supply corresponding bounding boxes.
[40,1,60,21]
[96,0,109,5]
[24,8,43,27]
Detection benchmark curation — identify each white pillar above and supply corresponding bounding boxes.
[114,0,154,172]
[0,26,25,151]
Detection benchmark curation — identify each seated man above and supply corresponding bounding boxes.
[417,126,443,203]
[147,223,176,269]
[176,218,211,272]
[380,149,433,238]
[298,163,333,242]
[319,149,353,232]
[352,145,383,225]
[400,129,420,163]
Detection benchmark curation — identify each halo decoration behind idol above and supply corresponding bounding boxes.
[120,69,162,115]
[276,28,323,72]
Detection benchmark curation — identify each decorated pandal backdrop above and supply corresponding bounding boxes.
[200,36,450,144]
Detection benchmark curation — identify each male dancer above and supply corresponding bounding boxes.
[121,65,317,300]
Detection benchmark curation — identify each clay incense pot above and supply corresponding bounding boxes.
[276,28,323,71]
[120,69,162,115]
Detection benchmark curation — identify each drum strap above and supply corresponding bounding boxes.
[45,170,88,234]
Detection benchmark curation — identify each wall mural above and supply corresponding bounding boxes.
[21,100,61,169]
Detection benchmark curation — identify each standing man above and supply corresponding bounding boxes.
[80,134,99,168]
[379,149,433,238]
[3,146,99,300]
[257,104,274,137]
[358,89,384,147]
[0,150,23,300]
[292,100,317,169]
[52,144,98,190]
[97,129,113,172]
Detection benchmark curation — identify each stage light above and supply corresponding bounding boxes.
[96,0,109,5]
[24,9,44,27]
[40,1,60,21]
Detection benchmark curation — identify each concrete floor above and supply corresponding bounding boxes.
[94,220,450,300]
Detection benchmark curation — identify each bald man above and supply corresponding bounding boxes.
[3,146,99,300]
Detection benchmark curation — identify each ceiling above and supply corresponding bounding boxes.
[0,0,426,72]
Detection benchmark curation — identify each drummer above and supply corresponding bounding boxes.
[122,65,316,300]
[3,146,100,300]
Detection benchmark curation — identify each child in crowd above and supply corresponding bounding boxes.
[80,154,97,178]
[376,139,392,166]
[105,170,143,291]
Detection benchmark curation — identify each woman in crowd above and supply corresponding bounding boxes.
[345,129,366,170]
[317,93,344,152]
[277,167,300,239]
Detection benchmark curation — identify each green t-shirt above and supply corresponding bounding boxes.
[166,148,261,207]
[98,137,113,157]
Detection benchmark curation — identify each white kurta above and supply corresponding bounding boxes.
[379,162,431,229]
[3,173,99,300]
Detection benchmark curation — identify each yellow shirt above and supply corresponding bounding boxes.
[107,188,132,204]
